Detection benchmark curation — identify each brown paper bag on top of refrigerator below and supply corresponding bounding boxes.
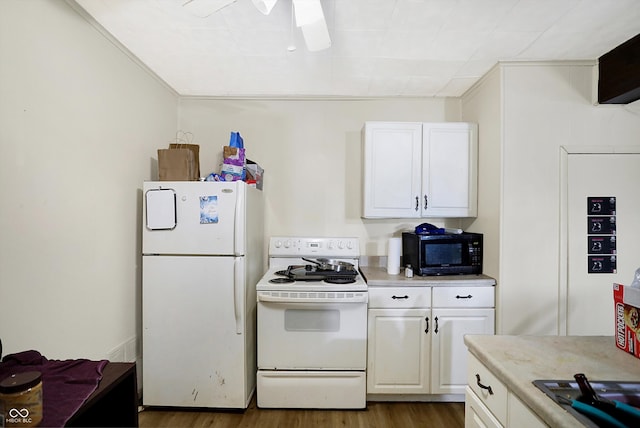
[158,147,197,181]
[158,131,200,181]
[169,143,200,178]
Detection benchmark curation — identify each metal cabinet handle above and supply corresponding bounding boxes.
[456,294,473,299]
[424,195,428,210]
[425,317,429,334]
[475,374,494,395]
[415,196,419,211]
[434,316,439,334]
[392,295,409,300]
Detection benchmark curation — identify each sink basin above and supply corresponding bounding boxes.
[533,379,640,427]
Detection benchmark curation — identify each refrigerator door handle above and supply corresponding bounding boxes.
[234,258,243,335]
[234,183,245,256]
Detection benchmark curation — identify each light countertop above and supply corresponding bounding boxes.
[359,265,496,287]
[464,335,640,427]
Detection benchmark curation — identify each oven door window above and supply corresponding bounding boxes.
[285,309,340,332]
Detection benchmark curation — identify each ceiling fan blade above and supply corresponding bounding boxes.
[252,0,279,15]
[293,0,331,51]
[292,0,324,27]
[182,0,238,17]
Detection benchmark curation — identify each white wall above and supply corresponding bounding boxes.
[460,66,503,332]
[177,97,465,257]
[0,0,178,359]
[461,66,502,282]
[463,62,640,335]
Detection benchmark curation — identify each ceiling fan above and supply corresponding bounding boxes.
[181,0,237,16]
[181,0,331,52]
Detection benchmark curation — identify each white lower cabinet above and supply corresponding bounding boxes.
[432,308,494,395]
[465,352,547,427]
[367,285,495,399]
[367,308,431,394]
[465,385,502,428]
[508,393,547,427]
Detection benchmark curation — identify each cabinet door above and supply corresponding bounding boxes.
[367,308,431,394]
[431,308,494,395]
[362,122,422,218]
[465,387,503,428]
[422,122,478,217]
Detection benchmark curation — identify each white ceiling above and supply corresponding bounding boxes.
[71,0,640,98]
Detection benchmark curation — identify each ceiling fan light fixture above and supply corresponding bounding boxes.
[252,0,279,15]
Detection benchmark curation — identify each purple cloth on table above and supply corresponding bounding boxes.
[0,350,108,428]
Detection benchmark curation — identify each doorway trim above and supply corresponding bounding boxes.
[559,146,640,335]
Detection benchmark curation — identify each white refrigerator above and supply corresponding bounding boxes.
[141,180,264,408]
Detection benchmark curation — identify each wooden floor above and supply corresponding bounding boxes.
[139,398,465,428]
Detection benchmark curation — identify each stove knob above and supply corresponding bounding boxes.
[328,241,334,249]
[284,240,291,248]
[346,240,353,249]
[338,241,345,249]
[274,240,282,248]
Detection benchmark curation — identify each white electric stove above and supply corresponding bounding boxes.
[256,236,367,292]
[256,237,368,409]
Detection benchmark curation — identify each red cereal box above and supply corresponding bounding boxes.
[613,283,640,359]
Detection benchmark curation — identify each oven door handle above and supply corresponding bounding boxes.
[257,292,368,304]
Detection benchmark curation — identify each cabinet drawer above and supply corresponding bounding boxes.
[465,386,503,428]
[368,287,430,308]
[467,352,507,426]
[432,286,494,308]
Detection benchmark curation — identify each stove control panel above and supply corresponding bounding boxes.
[269,237,360,258]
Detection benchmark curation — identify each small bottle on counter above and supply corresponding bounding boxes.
[405,264,414,278]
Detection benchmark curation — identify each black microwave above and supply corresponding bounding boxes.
[402,232,483,276]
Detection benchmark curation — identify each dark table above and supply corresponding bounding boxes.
[65,362,138,427]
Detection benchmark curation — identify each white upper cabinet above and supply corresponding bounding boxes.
[362,122,478,218]
[361,122,423,218]
[422,123,478,217]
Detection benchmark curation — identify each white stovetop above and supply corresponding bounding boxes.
[257,236,367,292]
[256,264,368,292]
